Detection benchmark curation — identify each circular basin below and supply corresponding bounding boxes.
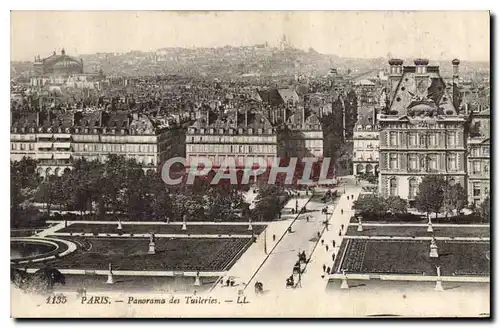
[11,240,58,261]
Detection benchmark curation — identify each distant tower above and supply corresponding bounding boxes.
[452,58,461,111]
[280,34,289,51]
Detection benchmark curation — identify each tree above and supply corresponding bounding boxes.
[415,175,446,221]
[443,183,468,218]
[34,175,63,214]
[11,158,40,219]
[477,196,490,223]
[385,196,408,215]
[352,194,387,218]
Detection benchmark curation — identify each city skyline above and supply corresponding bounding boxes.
[11,11,490,62]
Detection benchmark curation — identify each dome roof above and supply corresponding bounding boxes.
[40,50,83,75]
[414,58,429,66]
[388,58,403,65]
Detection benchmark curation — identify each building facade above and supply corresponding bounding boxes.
[466,107,490,205]
[186,109,278,168]
[31,49,104,90]
[10,110,182,177]
[353,109,379,177]
[378,59,467,200]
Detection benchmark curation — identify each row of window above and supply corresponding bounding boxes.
[388,131,458,147]
[388,178,459,199]
[11,128,154,135]
[73,143,157,153]
[187,144,276,154]
[470,160,490,175]
[189,128,272,135]
[11,143,157,153]
[469,146,490,157]
[387,153,459,171]
[187,136,276,143]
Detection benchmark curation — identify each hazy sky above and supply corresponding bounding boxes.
[11,11,490,61]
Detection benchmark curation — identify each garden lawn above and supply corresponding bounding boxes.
[20,237,253,272]
[346,225,490,238]
[338,239,490,276]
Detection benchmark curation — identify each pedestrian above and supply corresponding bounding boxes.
[327,267,331,274]
[226,279,230,287]
[273,234,276,242]
[341,209,344,215]
[306,216,309,222]
[347,196,349,200]
[341,224,344,230]
[323,264,326,272]
[332,240,336,248]
[317,231,321,238]
[321,239,324,245]
[326,245,329,252]
[332,253,335,261]
[338,229,342,236]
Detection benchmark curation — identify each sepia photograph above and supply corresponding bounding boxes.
[9,10,490,318]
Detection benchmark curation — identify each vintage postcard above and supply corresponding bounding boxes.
[10,11,490,318]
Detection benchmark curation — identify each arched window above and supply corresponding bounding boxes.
[409,179,418,199]
[389,178,397,197]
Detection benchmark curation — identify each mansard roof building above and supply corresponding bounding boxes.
[378,58,467,201]
[10,110,184,177]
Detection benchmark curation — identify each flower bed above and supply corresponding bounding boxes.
[25,237,252,272]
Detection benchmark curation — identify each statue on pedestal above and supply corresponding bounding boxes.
[194,269,201,286]
[106,263,114,284]
[429,237,439,258]
[182,214,187,231]
[340,269,349,289]
[357,217,363,232]
[148,233,156,255]
[434,265,444,291]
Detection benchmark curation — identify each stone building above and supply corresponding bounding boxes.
[352,108,379,177]
[31,49,105,90]
[466,107,490,205]
[10,110,182,177]
[185,109,278,169]
[378,59,467,201]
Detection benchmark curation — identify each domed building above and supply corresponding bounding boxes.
[33,49,83,75]
[31,49,104,90]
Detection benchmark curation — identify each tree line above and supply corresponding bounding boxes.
[11,156,290,227]
[353,175,490,222]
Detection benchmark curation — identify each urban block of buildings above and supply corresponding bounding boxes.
[10,110,184,177]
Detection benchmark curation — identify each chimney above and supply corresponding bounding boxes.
[388,58,403,97]
[414,58,429,75]
[245,110,248,127]
[452,58,460,78]
[452,58,460,110]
